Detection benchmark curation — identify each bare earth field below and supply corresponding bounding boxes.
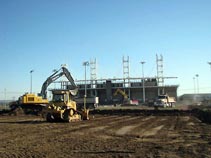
[0,110,211,158]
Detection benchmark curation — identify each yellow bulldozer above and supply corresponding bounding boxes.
[43,89,89,122]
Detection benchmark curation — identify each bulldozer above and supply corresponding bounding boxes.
[9,66,87,118]
[40,65,89,122]
[43,89,89,122]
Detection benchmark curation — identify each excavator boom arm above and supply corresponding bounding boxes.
[40,66,78,99]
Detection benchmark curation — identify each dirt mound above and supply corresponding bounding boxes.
[0,109,11,115]
[192,108,211,124]
[0,107,27,116]
[91,108,192,116]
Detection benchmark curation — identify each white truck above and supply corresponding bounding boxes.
[154,94,176,108]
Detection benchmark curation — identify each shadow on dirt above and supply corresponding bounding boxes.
[0,120,45,124]
[90,109,192,116]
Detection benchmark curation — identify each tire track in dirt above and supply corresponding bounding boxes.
[27,116,128,140]
[90,115,132,125]
[130,116,175,139]
[1,113,211,158]
[74,116,132,132]
[90,116,158,139]
[104,116,148,135]
[114,116,156,136]
[53,116,154,141]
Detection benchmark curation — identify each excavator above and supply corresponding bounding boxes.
[9,66,72,114]
[9,93,49,115]
[113,88,129,104]
[9,66,89,121]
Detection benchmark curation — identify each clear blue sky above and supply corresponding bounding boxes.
[1,0,211,100]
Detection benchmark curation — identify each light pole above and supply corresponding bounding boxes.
[193,77,196,94]
[30,70,34,93]
[83,61,89,109]
[140,61,146,103]
[195,74,199,94]
[4,88,6,108]
[208,62,211,72]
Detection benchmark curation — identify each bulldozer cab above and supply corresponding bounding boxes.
[51,90,73,106]
[53,93,65,102]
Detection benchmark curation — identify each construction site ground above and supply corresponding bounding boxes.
[0,106,211,158]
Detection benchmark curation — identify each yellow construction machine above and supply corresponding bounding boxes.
[43,89,89,122]
[40,65,89,122]
[114,88,128,99]
[9,66,69,114]
[10,66,88,119]
[19,94,48,104]
[113,88,129,104]
[9,93,49,115]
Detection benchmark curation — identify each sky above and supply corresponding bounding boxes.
[1,0,211,100]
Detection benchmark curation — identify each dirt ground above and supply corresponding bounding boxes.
[0,110,211,158]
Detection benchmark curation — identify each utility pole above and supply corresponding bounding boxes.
[140,61,146,103]
[193,77,196,94]
[195,74,199,94]
[4,88,6,109]
[208,62,211,92]
[208,62,211,72]
[30,70,34,93]
[83,61,89,109]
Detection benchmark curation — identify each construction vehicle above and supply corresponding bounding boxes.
[9,66,79,115]
[113,88,129,104]
[154,94,176,108]
[42,66,89,122]
[43,89,89,122]
[9,93,49,115]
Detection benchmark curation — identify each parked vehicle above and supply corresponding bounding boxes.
[154,94,176,108]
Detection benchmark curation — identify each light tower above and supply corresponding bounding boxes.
[195,74,199,94]
[156,54,164,95]
[30,70,34,93]
[83,61,89,109]
[208,62,211,71]
[90,58,97,81]
[140,61,146,103]
[122,56,130,98]
[193,77,196,94]
[123,56,129,79]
